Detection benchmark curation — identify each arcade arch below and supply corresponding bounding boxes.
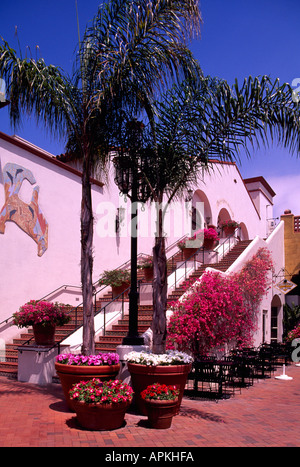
[191,190,212,233]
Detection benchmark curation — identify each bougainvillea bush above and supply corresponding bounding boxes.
[167,247,274,356]
[286,324,300,342]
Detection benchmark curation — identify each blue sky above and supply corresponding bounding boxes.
[1,0,300,218]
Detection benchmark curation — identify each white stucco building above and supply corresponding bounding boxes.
[0,130,285,352]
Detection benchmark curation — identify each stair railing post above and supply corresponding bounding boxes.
[103,306,106,336]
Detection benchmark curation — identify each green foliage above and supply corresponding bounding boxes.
[283,303,300,339]
[99,269,131,288]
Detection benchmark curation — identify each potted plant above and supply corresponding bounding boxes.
[55,352,121,410]
[12,300,71,346]
[69,378,133,431]
[99,268,131,298]
[125,350,193,415]
[141,383,179,429]
[220,220,240,236]
[138,256,154,281]
[202,228,219,250]
[177,236,200,260]
[178,228,219,257]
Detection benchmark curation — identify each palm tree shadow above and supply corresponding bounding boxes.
[178,406,226,423]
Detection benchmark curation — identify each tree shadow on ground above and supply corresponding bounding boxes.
[178,405,226,423]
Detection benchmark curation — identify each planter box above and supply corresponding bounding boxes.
[18,345,59,386]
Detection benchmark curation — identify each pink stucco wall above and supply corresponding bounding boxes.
[0,132,282,344]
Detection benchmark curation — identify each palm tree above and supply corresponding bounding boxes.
[139,75,300,354]
[0,0,202,355]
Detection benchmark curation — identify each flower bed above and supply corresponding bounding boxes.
[141,383,179,401]
[56,352,119,366]
[124,350,193,366]
[69,378,133,404]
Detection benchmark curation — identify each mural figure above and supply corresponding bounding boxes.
[0,163,48,256]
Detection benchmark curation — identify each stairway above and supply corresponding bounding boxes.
[0,239,251,378]
[96,240,252,352]
[96,305,153,352]
[0,306,84,378]
[167,240,251,304]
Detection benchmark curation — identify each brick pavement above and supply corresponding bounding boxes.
[0,364,299,449]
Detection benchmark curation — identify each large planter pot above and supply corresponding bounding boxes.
[55,362,121,411]
[127,362,191,415]
[223,226,235,237]
[32,323,56,346]
[145,398,178,429]
[72,399,130,431]
[111,282,130,299]
[143,267,154,282]
[182,248,198,260]
[203,238,215,250]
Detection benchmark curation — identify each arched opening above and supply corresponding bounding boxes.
[191,190,212,234]
[217,207,231,238]
[239,222,249,240]
[271,295,282,343]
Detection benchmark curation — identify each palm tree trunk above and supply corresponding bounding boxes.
[151,204,168,354]
[81,150,95,355]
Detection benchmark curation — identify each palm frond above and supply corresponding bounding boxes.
[137,74,300,205]
[85,0,202,111]
[196,75,300,161]
[0,39,77,138]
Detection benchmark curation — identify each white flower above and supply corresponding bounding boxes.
[124,350,193,366]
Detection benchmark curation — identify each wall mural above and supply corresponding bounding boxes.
[0,163,48,256]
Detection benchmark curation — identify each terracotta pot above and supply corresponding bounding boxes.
[55,362,120,411]
[72,399,130,431]
[203,238,215,250]
[145,398,178,429]
[32,323,56,346]
[127,362,191,415]
[183,248,198,260]
[143,267,154,282]
[111,282,130,299]
[223,226,235,236]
